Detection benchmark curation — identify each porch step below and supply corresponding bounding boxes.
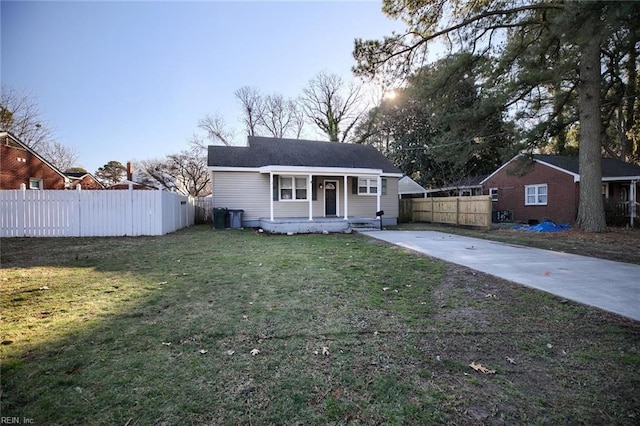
[348,218,383,232]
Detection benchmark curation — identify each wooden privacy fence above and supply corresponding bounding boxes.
[411,196,492,229]
[0,185,195,237]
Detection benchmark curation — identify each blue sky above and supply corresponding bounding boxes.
[1,0,405,173]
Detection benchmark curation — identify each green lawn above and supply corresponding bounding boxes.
[1,225,638,424]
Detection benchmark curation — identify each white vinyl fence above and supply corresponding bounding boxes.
[0,185,195,237]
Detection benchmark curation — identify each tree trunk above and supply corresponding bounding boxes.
[576,16,606,232]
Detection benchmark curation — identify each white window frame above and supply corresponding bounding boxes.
[29,178,43,190]
[525,184,547,206]
[489,187,498,202]
[279,176,308,201]
[358,177,378,195]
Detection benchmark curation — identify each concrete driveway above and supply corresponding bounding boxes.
[361,230,640,322]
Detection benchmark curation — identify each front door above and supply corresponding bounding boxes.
[324,181,337,216]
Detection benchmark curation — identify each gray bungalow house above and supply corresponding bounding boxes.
[208,136,403,233]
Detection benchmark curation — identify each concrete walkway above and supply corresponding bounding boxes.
[361,230,640,321]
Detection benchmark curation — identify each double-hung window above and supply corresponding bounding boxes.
[525,184,547,205]
[358,178,378,195]
[489,187,498,202]
[279,176,308,201]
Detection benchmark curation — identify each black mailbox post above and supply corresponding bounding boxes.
[376,210,384,230]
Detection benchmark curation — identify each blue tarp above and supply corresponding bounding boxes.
[515,220,570,233]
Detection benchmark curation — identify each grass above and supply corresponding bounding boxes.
[1,225,639,424]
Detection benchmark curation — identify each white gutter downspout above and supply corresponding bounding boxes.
[308,174,313,221]
[269,172,274,221]
[344,175,348,220]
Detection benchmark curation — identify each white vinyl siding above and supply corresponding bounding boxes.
[212,172,400,220]
[211,172,271,221]
[525,184,547,205]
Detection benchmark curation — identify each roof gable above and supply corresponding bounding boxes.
[482,154,640,184]
[208,136,402,174]
[1,131,68,181]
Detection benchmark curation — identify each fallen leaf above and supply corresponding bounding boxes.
[546,343,553,349]
[242,315,248,320]
[322,346,330,356]
[469,361,496,374]
[250,348,260,356]
[39,286,50,290]
[161,342,171,346]
[506,357,516,365]
[199,349,208,354]
[226,350,235,356]
[382,287,390,291]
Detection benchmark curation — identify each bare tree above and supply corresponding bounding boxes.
[39,141,80,172]
[301,72,365,142]
[139,148,211,196]
[198,113,233,146]
[260,94,306,138]
[235,86,264,136]
[1,84,54,150]
[290,98,306,139]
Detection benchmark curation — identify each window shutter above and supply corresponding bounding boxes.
[312,177,317,200]
[272,175,279,201]
[352,177,358,194]
[382,178,387,195]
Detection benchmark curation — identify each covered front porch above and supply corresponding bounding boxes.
[258,216,388,234]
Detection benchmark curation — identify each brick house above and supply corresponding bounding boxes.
[0,131,69,190]
[481,154,640,226]
[65,172,105,190]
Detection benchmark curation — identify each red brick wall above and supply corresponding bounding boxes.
[71,175,104,190]
[0,141,66,190]
[483,159,579,224]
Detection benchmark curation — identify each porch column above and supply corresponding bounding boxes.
[269,173,274,221]
[308,174,313,221]
[376,175,382,213]
[343,175,348,220]
[631,179,637,227]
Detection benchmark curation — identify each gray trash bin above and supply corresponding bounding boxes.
[228,209,244,228]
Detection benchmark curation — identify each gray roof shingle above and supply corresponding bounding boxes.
[208,136,402,174]
[534,155,640,178]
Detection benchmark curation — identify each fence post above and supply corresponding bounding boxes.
[75,184,82,236]
[431,197,434,223]
[18,183,26,237]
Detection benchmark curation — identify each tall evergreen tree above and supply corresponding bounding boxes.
[354,0,640,231]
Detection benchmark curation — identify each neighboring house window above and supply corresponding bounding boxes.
[29,178,43,190]
[279,176,307,200]
[358,178,378,195]
[525,184,547,205]
[602,184,609,199]
[489,187,498,202]
[460,189,472,196]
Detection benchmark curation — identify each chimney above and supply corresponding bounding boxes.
[127,161,133,181]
